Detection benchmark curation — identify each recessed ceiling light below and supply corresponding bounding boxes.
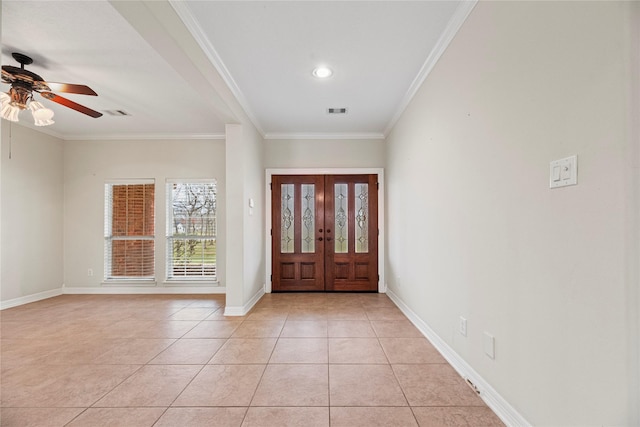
[312,66,333,79]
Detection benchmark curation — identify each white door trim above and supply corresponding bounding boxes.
[265,168,385,294]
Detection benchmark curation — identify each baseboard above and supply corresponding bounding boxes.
[386,288,531,427]
[0,288,64,310]
[1,285,227,310]
[62,286,226,294]
[224,286,265,316]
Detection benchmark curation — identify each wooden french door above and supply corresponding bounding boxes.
[272,174,378,292]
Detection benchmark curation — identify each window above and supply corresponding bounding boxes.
[166,180,217,281]
[104,180,155,280]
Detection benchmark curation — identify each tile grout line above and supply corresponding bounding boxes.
[150,304,227,425]
[239,303,289,424]
[155,304,245,425]
[2,294,503,426]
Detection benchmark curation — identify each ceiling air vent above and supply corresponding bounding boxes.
[104,109,131,117]
[327,107,348,115]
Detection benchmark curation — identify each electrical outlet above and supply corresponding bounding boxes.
[483,332,495,359]
[459,316,467,337]
[87,268,93,277]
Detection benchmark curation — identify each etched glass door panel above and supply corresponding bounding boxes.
[301,184,315,253]
[334,183,348,253]
[272,176,325,291]
[355,183,369,253]
[281,184,294,253]
[272,174,377,292]
[324,175,378,292]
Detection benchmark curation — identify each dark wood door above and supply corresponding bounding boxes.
[324,175,378,291]
[272,174,378,292]
[272,175,325,291]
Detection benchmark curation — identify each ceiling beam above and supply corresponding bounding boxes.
[109,0,241,126]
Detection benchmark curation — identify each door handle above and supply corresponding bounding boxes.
[326,229,331,233]
[319,229,323,233]
[318,237,323,241]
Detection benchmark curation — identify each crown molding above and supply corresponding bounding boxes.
[62,133,226,141]
[4,120,225,141]
[384,0,478,136]
[169,0,265,137]
[264,132,385,141]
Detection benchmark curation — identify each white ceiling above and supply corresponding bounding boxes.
[1,1,474,140]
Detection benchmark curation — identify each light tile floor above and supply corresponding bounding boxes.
[1,293,505,426]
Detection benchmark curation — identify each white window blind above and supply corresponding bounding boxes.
[166,180,217,281]
[104,180,155,280]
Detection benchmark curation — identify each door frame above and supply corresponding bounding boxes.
[265,168,385,294]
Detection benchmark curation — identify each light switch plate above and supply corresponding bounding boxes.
[550,155,577,188]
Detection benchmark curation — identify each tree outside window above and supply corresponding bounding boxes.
[166,181,217,280]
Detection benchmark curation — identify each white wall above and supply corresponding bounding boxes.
[628,3,640,422]
[243,126,265,304]
[265,138,385,169]
[63,138,225,288]
[225,124,245,309]
[386,1,637,425]
[224,124,265,312]
[1,124,64,302]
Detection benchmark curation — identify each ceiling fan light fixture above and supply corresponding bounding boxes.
[312,66,333,79]
[34,108,55,121]
[1,92,20,122]
[29,101,55,126]
[33,117,55,127]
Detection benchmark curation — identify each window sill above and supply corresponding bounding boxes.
[163,279,219,287]
[101,280,157,287]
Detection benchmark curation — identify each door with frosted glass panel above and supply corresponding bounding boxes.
[272,174,378,292]
[272,175,325,291]
[324,174,378,291]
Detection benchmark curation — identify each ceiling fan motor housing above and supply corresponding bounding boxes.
[8,85,31,110]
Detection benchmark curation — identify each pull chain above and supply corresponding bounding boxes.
[8,121,12,160]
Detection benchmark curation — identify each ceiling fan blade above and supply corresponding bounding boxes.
[40,92,103,118]
[1,68,16,83]
[43,82,97,96]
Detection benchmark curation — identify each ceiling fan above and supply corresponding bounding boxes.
[1,52,102,126]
